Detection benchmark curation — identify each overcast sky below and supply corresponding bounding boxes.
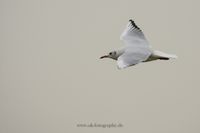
[1,0,200,133]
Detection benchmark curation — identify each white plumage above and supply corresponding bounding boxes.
[100,19,177,69]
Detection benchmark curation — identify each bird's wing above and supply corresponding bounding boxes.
[117,46,151,69]
[118,20,152,69]
[120,19,151,47]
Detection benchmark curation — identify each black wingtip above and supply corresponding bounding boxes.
[129,19,133,22]
[129,19,140,30]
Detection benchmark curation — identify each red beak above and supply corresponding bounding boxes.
[100,55,109,59]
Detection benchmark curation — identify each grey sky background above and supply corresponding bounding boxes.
[1,0,200,133]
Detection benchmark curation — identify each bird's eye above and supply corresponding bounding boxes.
[109,52,112,55]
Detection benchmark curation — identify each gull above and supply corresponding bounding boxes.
[100,19,177,69]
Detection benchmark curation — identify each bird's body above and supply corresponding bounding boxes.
[100,19,177,69]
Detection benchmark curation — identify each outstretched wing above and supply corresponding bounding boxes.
[118,20,152,69]
[117,47,151,69]
[120,19,150,47]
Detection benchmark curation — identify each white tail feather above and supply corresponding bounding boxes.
[153,50,178,59]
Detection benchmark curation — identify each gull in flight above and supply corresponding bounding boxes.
[100,19,177,69]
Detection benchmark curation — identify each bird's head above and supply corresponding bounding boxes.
[100,51,117,60]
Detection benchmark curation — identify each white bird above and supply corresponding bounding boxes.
[100,19,177,69]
